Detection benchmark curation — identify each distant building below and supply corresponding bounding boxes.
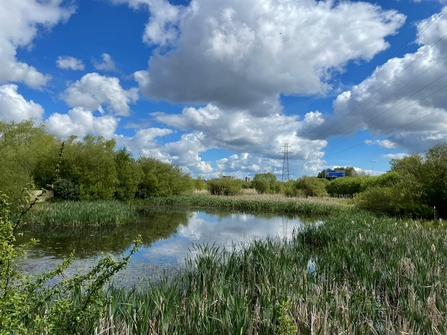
[221,175,234,180]
[245,176,252,183]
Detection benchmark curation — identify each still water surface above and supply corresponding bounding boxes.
[17,207,320,285]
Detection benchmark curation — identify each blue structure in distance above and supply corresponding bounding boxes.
[325,170,345,178]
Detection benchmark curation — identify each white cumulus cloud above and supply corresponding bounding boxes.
[46,107,119,139]
[56,56,85,71]
[62,73,139,116]
[0,0,74,88]
[381,153,409,160]
[92,53,117,72]
[127,0,405,115]
[317,7,447,152]
[153,104,327,160]
[151,103,327,177]
[115,127,173,160]
[0,84,44,122]
[112,0,182,46]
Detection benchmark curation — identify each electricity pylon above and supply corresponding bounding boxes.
[281,143,291,181]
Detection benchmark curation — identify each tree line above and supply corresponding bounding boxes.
[228,146,447,219]
[2,120,446,218]
[0,121,194,202]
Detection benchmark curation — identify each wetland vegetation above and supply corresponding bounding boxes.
[1,120,447,333]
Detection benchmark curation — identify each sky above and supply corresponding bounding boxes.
[1,0,447,180]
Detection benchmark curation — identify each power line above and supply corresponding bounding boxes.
[327,67,447,147]
[315,31,447,141]
[324,105,445,158]
[306,8,447,140]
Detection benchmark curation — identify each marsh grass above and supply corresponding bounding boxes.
[20,197,447,333]
[74,209,447,334]
[142,193,346,216]
[25,201,137,226]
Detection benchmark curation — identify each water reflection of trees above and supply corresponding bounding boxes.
[16,208,192,258]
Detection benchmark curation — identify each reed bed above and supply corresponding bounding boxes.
[142,194,345,216]
[75,209,447,334]
[25,201,138,226]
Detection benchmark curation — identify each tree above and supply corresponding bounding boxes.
[0,120,58,201]
[356,142,447,218]
[114,148,143,201]
[137,157,194,198]
[294,176,328,197]
[194,176,206,190]
[59,135,118,200]
[206,178,243,196]
[253,173,279,194]
[253,178,270,194]
[420,143,447,218]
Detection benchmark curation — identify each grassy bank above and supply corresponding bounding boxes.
[27,207,444,334]
[25,201,137,226]
[142,193,346,216]
[24,193,345,226]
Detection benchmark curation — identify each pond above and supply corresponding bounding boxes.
[16,207,321,286]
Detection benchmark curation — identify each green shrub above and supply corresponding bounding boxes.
[326,177,363,197]
[253,173,279,194]
[354,177,432,218]
[283,187,295,197]
[206,179,243,196]
[254,178,270,194]
[137,157,194,198]
[194,176,206,190]
[53,178,80,201]
[294,176,328,197]
[114,148,143,201]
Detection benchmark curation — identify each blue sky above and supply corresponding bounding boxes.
[1,0,447,179]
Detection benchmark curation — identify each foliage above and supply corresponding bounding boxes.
[114,148,143,201]
[326,176,364,197]
[294,176,328,197]
[53,178,80,201]
[59,135,119,201]
[253,173,280,194]
[0,192,140,334]
[194,176,206,190]
[325,172,401,198]
[277,301,298,335]
[25,201,138,226]
[137,157,194,198]
[143,194,341,215]
[241,180,253,189]
[356,142,447,219]
[206,178,244,196]
[0,120,58,201]
[253,177,270,194]
[419,143,447,218]
[90,209,447,334]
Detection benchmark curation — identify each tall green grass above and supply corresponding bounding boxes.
[142,194,343,216]
[25,201,138,226]
[54,208,446,334]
